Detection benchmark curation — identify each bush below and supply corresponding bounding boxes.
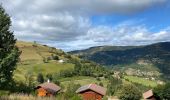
[107,76,122,96]
[37,73,44,83]
[63,83,81,99]
[96,77,101,81]
[51,54,59,60]
[117,84,142,100]
[43,57,48,63]
[99,82,103,87]
[46,74,53,81]
[154,82,170,100]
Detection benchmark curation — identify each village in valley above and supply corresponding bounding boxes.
[1,0,170,100]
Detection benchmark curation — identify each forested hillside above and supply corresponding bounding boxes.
[70,42,170,79]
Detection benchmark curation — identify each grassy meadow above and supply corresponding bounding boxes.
[124,75,158,87]
[59,76,109,88]
[14,41,75,82]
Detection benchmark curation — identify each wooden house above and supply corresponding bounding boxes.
[143,90,156,100]
[76,84,107,100]
[35,82,61,97]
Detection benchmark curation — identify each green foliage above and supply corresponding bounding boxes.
[63,82,81,100]
[59,69,75,78]
[107,76,122,96]
[32,41,37,47]
[37,73,44,83]
[124,75,157,87]
[53,79,60,86]
[154,82,170,100]
[51,54,59,60]
[99,82,103,87]
[43,57,49,63]
[0,5,20,87]
[46,74,53,81]
[102,96,108,100]
[72,42,170,79]
[117,84,142,100]
[24,72,35,88]
[96,77,101,81]
[70,94,82,100]
[0,90,9,96]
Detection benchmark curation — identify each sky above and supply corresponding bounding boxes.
[1,0,170,51]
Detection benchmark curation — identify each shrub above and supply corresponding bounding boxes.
[37,73,44,83]
[154,82,170,100]
[117,84,141,100]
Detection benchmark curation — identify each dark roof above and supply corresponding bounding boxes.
[76,84,106,96]
[143,90,154,99]
[36,82,61,93]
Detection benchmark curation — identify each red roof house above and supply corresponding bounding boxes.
[76,84,107,100]
[143,90,156,100]
[35,82,61,97]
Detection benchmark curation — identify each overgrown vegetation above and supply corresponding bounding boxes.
[154,82,170,100]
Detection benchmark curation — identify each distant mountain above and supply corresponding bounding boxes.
[70,46,140,55]
[70,42,170,79]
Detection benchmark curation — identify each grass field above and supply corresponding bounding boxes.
[59,76,109,88]
[14,61,74,82]
[13,41,76,82]
[124,75,157,87]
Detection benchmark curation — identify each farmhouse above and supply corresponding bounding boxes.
[76,84,106,100]
[143,90,156,100]
[35,82,61,97]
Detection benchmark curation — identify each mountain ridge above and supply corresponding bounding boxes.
[70,42,170,79]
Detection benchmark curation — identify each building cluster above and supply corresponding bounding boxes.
[35,82,106,100]
[35,82,156,100]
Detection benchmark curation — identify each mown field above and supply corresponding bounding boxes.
[124,75,158,87]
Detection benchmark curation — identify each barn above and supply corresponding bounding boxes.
[35,82,61,97]
[143,90,156,100]
[76,84,107,100]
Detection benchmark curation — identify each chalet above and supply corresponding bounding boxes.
[76,84,107,100]
[143,90,156,100]
[35,82,61,97]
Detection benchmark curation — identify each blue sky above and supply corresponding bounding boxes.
[92,2,170,32]
[1,0,170,51]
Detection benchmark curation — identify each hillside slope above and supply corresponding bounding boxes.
[70,42,170,79]
[14,41,77,81]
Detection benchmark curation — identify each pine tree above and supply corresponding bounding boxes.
[0,5,20,87]
[37,73,44,83]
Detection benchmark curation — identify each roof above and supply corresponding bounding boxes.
[36,82,61,93]
[143,90,154,99]
[76,84,107,96]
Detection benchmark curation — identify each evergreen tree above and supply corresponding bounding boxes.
[46,74,53,81]
[37,73,44,83]
[0,5,20,87]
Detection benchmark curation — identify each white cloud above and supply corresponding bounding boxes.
[1,0,169,51]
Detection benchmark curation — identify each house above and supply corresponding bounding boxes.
[58,59,64,63]
[35,82,61,97]
[76,84,107,100]
[143,90,156,100]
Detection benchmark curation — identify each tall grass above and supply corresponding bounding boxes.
[0,94,57,100]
